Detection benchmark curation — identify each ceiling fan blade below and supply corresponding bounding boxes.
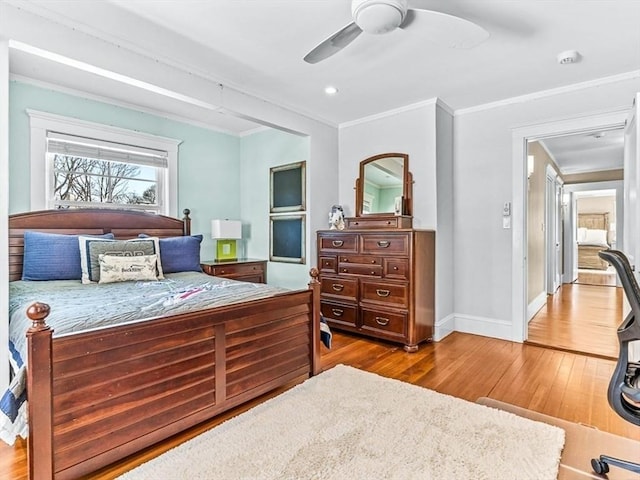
[407,8,489,48]
[303,22,363,64]
[399,9,417,30]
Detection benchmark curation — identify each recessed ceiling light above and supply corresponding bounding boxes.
[324,86,338,96]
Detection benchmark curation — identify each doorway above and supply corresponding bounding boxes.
[513,110,628,356]
[526,131,624,357]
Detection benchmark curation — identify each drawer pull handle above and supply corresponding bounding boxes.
[342,258,349,262]
[376,289,390,297]
[393,266,399,270]
[377,241,390,248]
[371,271,376,275]
[371,260,376,264]
[332,284,344,292]
[331,308,344,317]
[325,261,330,266]
[332,240,344,247]
[375,316,390,326]
[342,268,349,273]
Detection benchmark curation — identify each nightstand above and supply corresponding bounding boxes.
[200,258,267,283]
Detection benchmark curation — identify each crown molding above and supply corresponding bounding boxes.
[339,97,453,129]
[455,70,640,116]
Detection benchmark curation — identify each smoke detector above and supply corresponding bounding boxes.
[557,50,581,65]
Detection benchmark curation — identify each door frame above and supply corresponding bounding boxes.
[511,108,628,342]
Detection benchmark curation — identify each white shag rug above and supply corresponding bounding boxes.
[118,365,565,480]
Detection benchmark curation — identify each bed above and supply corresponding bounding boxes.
[3,208,321,479]
[577,213,611,270]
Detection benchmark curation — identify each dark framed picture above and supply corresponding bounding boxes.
[270,161,306,213]
[270,215,305,264]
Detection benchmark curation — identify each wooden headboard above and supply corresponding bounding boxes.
[578,212,609,231]
[9,208,191,281]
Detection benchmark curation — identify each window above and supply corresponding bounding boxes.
[47,132,167,212]
[29,110,180,215]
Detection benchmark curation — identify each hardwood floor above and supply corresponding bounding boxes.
[1,330,637,480]
[527,283,622,359]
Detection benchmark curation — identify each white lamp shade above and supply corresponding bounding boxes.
[211,219,242,239]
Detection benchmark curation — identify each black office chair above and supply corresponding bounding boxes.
[590,249,640,475]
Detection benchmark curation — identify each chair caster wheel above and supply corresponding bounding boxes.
[591,458,610,475]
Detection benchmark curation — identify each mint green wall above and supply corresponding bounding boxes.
[240,129,310,289]
[9,81,241,259]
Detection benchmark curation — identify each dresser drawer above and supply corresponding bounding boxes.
[318,234,358,253]
[346,216,412,229]
[321,301,358,328]
[338,255,382,266]
[360,280,408,308]
[384,258,409,280]
[361,308,407,337]
[320,276,358,302]
[337,264,382,277]
[361,234,409,256]
[319,256,337,274]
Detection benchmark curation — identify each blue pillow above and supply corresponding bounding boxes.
[139,234,203,274]
[22,231,114,281]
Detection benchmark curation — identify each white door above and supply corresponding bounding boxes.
[624,94,640,269]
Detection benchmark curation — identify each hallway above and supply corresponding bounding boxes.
[526,283,622,359]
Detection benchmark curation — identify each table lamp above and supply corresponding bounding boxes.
[211,219,242,261]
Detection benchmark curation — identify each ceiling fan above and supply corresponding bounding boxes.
[303,0,489,64]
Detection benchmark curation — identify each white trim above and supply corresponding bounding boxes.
[512,108,629,343]
[528,291,547,322]
[433,313,455,341]
[339,97,453,129]
[457,71,640,116]
[0,38,10,391]
[11,74,246,137]
[27,110,182,216]
[453,314,514,341]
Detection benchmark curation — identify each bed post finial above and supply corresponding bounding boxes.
[26,302,51,332]
[182,208,192,236]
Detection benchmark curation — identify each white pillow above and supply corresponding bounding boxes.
[577,227,587,243]
[583,228,608,245]
[98,254,159,284]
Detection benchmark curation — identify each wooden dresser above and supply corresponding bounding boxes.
[317,229,434,351]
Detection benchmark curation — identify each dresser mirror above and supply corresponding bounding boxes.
[355,153,412,217]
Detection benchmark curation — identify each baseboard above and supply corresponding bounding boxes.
[433,313,455,341]
[527,292,547,322]
[451,313,513,341]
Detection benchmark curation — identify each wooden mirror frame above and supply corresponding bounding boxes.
[355,152,413,217]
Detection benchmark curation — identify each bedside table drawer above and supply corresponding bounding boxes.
[201,260,266,283]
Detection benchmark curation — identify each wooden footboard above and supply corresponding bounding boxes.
[26,274,321,479]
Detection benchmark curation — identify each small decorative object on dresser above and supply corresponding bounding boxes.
[328,205,346,230]
[201,258,267,283]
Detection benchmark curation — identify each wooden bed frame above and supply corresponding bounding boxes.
[8,208,321,480]
[577,213,610,270]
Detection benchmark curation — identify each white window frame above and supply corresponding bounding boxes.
[28,110,181,216]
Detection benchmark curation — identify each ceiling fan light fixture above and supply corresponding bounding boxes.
[352,0,407,34]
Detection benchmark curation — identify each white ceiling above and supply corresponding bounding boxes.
[539,128,625,175]
[5,0,640,166]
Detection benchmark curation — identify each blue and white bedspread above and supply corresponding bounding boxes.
[1,272,289,445]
